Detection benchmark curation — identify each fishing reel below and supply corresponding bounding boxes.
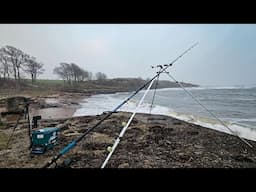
[151,63,172,69]
[151,64,170,75]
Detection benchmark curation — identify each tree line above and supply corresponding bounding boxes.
[0,45,107,84]
[0,45,44,83]
[53,63,92,85]
[53,63,107,85]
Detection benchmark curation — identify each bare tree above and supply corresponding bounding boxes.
[53,63,71,84]
[95,72,107,81]
[70,63,91,82]
[53,66,66,82]
[88,72,93,80]
[70,63,79,82]
[65,63,73,85]
[24,56,45,83]
[2,46,27,81]
[81,70,89,81]
[0,48,12,79]
[0,63,3,79]
[53,62,92,84]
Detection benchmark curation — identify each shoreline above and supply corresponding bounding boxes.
[3,89,256,143]
[1,90,256,168]
[71,91,256,142]
[21,86,202,120]
[29,92,89,120]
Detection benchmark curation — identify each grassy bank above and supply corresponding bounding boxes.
[0,78,199,98]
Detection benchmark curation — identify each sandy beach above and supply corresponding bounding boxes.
[28,92,89,120]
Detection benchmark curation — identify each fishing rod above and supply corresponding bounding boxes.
[42,42,198,168]
[101,78,156,168]
[163,69,253,148]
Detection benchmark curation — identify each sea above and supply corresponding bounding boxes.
[73,85,256,141]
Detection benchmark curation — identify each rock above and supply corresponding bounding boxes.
[173,121,181,125]
[131,118,138,124]
[232,155,254,163]
[194,151,203,155]
[168,128,174,131]
[143,160,152,168]
[118,163,129,168]
[166,140,172,145]
[178,153,191,161]
[187,131,199,135]
[143,159,151,165]
[194,144,204,149]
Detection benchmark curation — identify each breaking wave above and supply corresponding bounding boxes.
[73,93,256,142]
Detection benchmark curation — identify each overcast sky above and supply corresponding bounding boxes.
[0,24,255,86]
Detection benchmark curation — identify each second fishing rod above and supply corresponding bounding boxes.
[43,42,198,168]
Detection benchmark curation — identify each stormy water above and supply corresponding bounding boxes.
[74,85,256,141]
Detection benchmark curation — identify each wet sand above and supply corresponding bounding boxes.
[29,92,88,120]
[31,107,77,120]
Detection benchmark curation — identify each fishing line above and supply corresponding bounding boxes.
[43,42,198,168]
[101,77,156,168]
[145,69,160,127]
[163,70,254,148]
[149,71,160,115]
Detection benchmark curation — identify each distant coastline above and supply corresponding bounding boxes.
[58,78,199,95]
[0,78,199,97]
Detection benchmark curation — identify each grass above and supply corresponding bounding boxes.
[1,78,198,98]
[34,79,64,85]
[21,79,65,95]
[23,79,64,87]
[0,78,81,98]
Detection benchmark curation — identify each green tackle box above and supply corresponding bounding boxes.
[31,127,60,154]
